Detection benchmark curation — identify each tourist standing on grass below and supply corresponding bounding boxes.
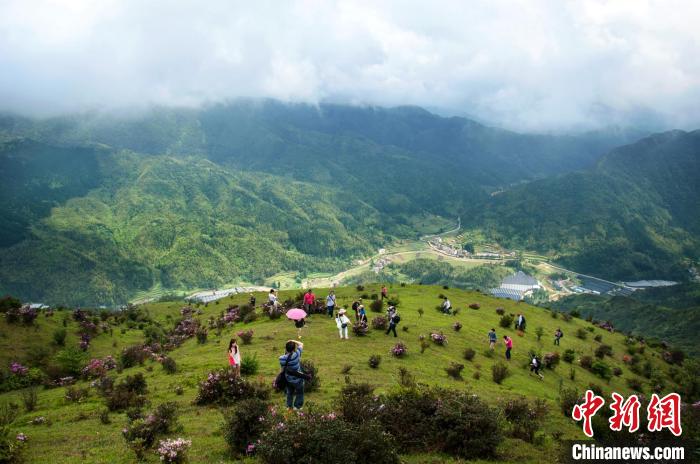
[554,328,563,346]
[279,340,305,410]
[488,328,497,350]
[269,289,280,309]
[228,338,241,377]
[516,313,526,331]
[336,308,352,339]
[249,294,256,308]
[303,289,316,315]
[504,335,513,360]
[326,291,336,317]
[351,299,361,321]
[441,296,452,315]
[385,306,400,337]
[381,285,388,300]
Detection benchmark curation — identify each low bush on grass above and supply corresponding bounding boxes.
[120,345,148,368]
[492,363,509,384]
[469,303,480,309]
[445,363,464,380]
[576,328,587,340]
[105,373,147,411]
[300,360,320,392]
[369,299,383,313]
[430,332,448,346]
[452,321,462,332]
[22,388,38,412]
[371,316,387,330]
[53,328,67,347]
[390,342,408,358]
[156,438,191,464]
[559,387,580,416]
[627,377,644,392]
[563,349,576,363]
[240,354,259,376]
[368,354,381,369]
[579,355,593,369]
[499,314,513,328]
[256,411,399,464]
[236,330,254,345]
[161,356,177,374]
[463,348,476,361]
[194,368,269,406]
[542,352,560,369]
[595,344,613,359]
[65,386,90,403]
[503,396,548,442]
[122,402,179,460]
[496,307,505,315]
[196,327,208,344]
[397,367,416,388]
[590,361,613,380]
[223,398,270,455]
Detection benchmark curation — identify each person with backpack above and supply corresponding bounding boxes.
[385,306,400,337]
[488,328,497,350]
[351,299,361,321]
[303,289,316,315]
[554,328,563,346]
[326,291,336,317]
[335,308,352,339]
[504,335,513,360]
[278,339,306,410]
[530,354,544,380]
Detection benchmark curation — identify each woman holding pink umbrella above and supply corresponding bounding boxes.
[286,307,308,339]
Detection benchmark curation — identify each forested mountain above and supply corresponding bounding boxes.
[0,101,695,306]
[469,130,700,280]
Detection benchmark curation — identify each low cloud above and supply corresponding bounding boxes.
[1,0,699,131]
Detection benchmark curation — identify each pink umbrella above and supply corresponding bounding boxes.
[286,308,307,321]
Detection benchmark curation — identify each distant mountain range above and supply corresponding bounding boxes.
[0,100,697,305]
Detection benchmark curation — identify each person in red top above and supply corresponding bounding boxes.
[381,285,388,300]
[303,289,316,315]
[503,335,513,361]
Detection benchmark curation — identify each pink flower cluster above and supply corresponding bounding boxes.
[156,437,191,463]
[81,356,117,378]
[431,332,448,345]
[10,362,28,376]
[390,342,408,357]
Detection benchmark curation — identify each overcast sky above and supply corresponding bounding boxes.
[1,0,699,132]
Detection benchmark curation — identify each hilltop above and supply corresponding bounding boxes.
[1,284,697,463]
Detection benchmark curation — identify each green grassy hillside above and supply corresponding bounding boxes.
[1,285,696,463]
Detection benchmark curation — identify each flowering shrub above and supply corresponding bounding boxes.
[122,402,179,460]
[121,344,149,368]
[237,330,254,345]
[156,438,191,464]
[594,344,613,359]
[161,356,177,374]
[79,320,98,335]
[0,428,27,463]
[81,356,117,379]
[78,333,91,351]
[171,317,200,345]
[223,306,240,325]
[502,396,547,442]
[10,362,28,376]
[180,306,194,317]
[65,386,90,403]
[5,306,38,325]
[222,398,270,454]
[579,355,593,369]
[368,354,381,369]
[430,332,448,346]
[300,360,320,392]
[389,342,407,358]
[452,322,462,332]
[542,352,560,369]
[256,411,399,464]
[352,321,368,336]
[194,368,269,406]
[371,316,387,330]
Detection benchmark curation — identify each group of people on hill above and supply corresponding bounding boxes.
[228,287,574,409]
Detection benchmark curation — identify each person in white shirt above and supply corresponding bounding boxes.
[335,308,352,339]
[326,291,336,317]
[269,289,279,309]
[441,296,452,315]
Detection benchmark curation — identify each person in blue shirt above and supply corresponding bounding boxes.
[278,339,305,410]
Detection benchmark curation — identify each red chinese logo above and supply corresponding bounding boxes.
[609,392,641,433]
[647,393,682,436]
[572,390,605,437]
